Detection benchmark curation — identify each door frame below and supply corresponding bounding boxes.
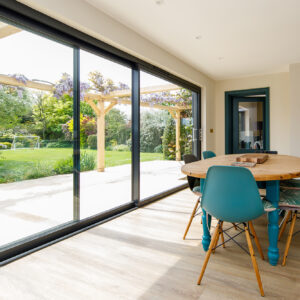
[225,87,270,154]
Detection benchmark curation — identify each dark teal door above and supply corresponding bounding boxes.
[232,97,266,153]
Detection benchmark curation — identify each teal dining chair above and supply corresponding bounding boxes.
[202,150,216,160]
[197,166,276,297]
[277,184,300,266]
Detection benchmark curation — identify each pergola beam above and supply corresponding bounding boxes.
[0,24,22,39]
[0,74,52,91]
[101,83,180,99]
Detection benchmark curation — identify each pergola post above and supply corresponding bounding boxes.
[175,110,181,161]
[97,100,105,172]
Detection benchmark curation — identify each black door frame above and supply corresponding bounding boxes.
[225,88,270,154]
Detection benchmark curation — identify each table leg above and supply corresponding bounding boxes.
[202,209,211,251]
[266,180,280,266]
[200,178,212,251]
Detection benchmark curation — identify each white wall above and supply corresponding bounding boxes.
[214,73,290,155]
[289,63,300,157]
[18,0,215,152]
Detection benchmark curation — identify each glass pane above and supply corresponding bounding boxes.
[79,50,132,219]
[0,22,73,247]
[238,101,263,150]
[140,71,191,200]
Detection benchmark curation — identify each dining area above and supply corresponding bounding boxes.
[181,151,300,297]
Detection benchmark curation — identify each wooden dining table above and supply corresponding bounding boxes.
[181,154,300,266]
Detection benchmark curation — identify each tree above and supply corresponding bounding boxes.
[32,94,73,140]
[162,115,192,160]
[0,87,32,131]
[140,110,169,153]
[162,116,176,160]
[105,108,130,147]
[32,93,49,139]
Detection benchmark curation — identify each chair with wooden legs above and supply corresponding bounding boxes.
[182,154,201,240]
[182,152,217,240]
[183,151,239,239]
[197,166,276,297]
[277,185,300,266]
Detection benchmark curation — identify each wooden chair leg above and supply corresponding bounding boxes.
[183,197,200,240]
[282,212,297,266]
[212,221,223,253]
[197,222,221,285]
[220,222,225,248]
[249,221,264,260]
[232,223,238,230]
[245,224,265,297]
[278,211,292,241]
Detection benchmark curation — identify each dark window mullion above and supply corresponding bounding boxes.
[73,47,80,220]
[192,91,201,160]
[131,65,140,205]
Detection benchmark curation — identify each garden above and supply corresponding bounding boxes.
[0,72,192,184]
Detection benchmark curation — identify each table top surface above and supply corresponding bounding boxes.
[181,154,300,181]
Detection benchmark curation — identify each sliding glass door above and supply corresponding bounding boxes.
[0,21,74,246]
[79,50,132,218]
[0,3,201,262]
[139,71,194,200]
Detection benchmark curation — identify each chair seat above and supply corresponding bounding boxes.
[192,186,201,196]
[280,178,300,189]
[279,188,300,208]
[262,199,277,212]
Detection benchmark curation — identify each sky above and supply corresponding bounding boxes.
[0,25,182,117]
[0,29,171,88]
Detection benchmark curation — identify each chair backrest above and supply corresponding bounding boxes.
[183,154,198,164]
[183,154,199,191]
[201,166,264,223]
[202,150,216,160]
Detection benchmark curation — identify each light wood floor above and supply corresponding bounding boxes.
[1,189,299,300]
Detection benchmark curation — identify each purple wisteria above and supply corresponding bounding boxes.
[53,73,90,101]
[11,73,29,84]
[88,71,129,95]
[0,74,29,98]
[140,92,192,107]
[1,71,191,107]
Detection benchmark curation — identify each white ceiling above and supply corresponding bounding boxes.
[85,0,300,80]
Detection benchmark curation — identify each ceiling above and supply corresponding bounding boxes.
[85,0,300,80]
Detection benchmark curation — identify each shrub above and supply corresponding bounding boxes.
[46,141,72,148]
[1,142,12,149]
[54,157,73,174]
[154,144,163,153]
[140,111,168,153]
[87,135,97,149]
[162,116,192,160]
[0,137,13,143]
[80,151,96,171]
[53,151,96,174]
[14,142,24,149]
[24,162,54,180]
[162,116,176,160]
[112,144,130,152]
[0,143,8,149]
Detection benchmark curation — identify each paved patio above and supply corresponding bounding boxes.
[0,160,186,247]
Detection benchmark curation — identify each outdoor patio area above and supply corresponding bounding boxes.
[0,160,186,246]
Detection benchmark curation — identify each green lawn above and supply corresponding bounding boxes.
[0,148,163,183]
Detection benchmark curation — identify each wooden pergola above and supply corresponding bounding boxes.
[0,74,190,172]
